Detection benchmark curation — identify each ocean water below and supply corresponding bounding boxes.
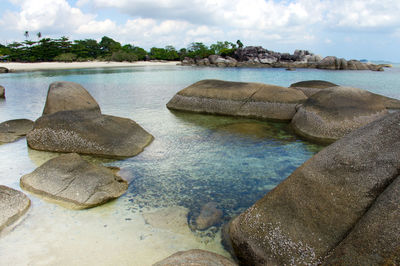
[0,65,399,265]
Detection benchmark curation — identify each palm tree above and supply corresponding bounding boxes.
[24,31,29,39]
[37,32,42,40]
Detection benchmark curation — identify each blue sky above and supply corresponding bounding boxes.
[1,0,399,62]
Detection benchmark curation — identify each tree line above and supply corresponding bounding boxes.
[0,35,243,62]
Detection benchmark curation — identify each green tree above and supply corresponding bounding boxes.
[236,40,244,48]
[210,41,237,56]
[121,44,148,60]
[72,39,101,59]
[99,36,122,55]
[187,42,212,58]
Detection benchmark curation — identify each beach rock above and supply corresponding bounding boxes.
[166,79,307,121]
[0,67,9,73]
[0,85,4,98]
[316,56,339,70]
[324,176,400,265]
[289,80,338,97]
[225,57,237,67]
[0,186,30,232]
[377,94,400,110]
[307,54,322,63]
[0,119,34,143]
[230,111,400,265]
[182,57,195,65]
[143,206,190,234]
[208,55,222,64]
[195,202,223,230]
[290,80,338,88]
[27,110,153,158]
[153,249,237,266]
[196,58,210,66]
[20,153,128,209]
[291,86,387,142]
[42,81,101,115]
[290,80,400,110]
[221,220,237,259]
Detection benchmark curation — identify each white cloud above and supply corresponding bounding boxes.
[324,0,400,30]
[76,19,117,34]
[0,0,115,37]
[1,0,400,60]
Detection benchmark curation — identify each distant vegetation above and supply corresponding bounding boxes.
[0,33,240,62]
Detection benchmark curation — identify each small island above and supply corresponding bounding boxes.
[0,36,388,72]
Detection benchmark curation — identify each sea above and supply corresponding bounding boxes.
[0,64,399,265]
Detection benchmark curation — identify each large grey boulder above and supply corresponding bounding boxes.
[291,86,388,142]
[290,80,400,110]
[20,153,128,209]
[289,80,338,97]
[42,81,101,115]
[153,249,237,266]
[0,186,30,232]
[316,56,340,70]
[167,79,307,121]
[324,176,400,265]
[27,110,153,159]
[230,111,400,265]
[0,119,34,143]
[0,67,9,73]
[0,85,4,98]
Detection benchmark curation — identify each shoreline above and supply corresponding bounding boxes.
[0,61,180,72]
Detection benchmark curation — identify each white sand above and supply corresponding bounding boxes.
[0,61,180,72]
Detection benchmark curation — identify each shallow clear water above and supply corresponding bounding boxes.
[0,65,399,265]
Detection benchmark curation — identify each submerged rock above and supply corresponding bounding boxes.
[20,153,128,209]
[143,206,190,234]
[167,79,307,121]
[324,176,400,265]
[230,111,400,265]
[0,119,34,143]
[42,81,101,115]
[291,86,388,142]
[153,249,237,266]
[27,110,153,158]
[0,85,4,98]
[215,122,294,141]
[0,185,30,232]
[195,202,223,230]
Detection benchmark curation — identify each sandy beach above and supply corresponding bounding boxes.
[0,61,180,72]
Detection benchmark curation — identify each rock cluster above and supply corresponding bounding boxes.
[0,185,30,232]
[167,79,400,142]
[20,153,128,209]
[0,85,4,98]
[229,111,400,265]
[27,81,153,158]
[182,46,385,71]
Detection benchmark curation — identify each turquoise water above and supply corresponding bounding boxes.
[0,65,399,265]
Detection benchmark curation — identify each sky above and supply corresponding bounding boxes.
[0,0,399,61]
